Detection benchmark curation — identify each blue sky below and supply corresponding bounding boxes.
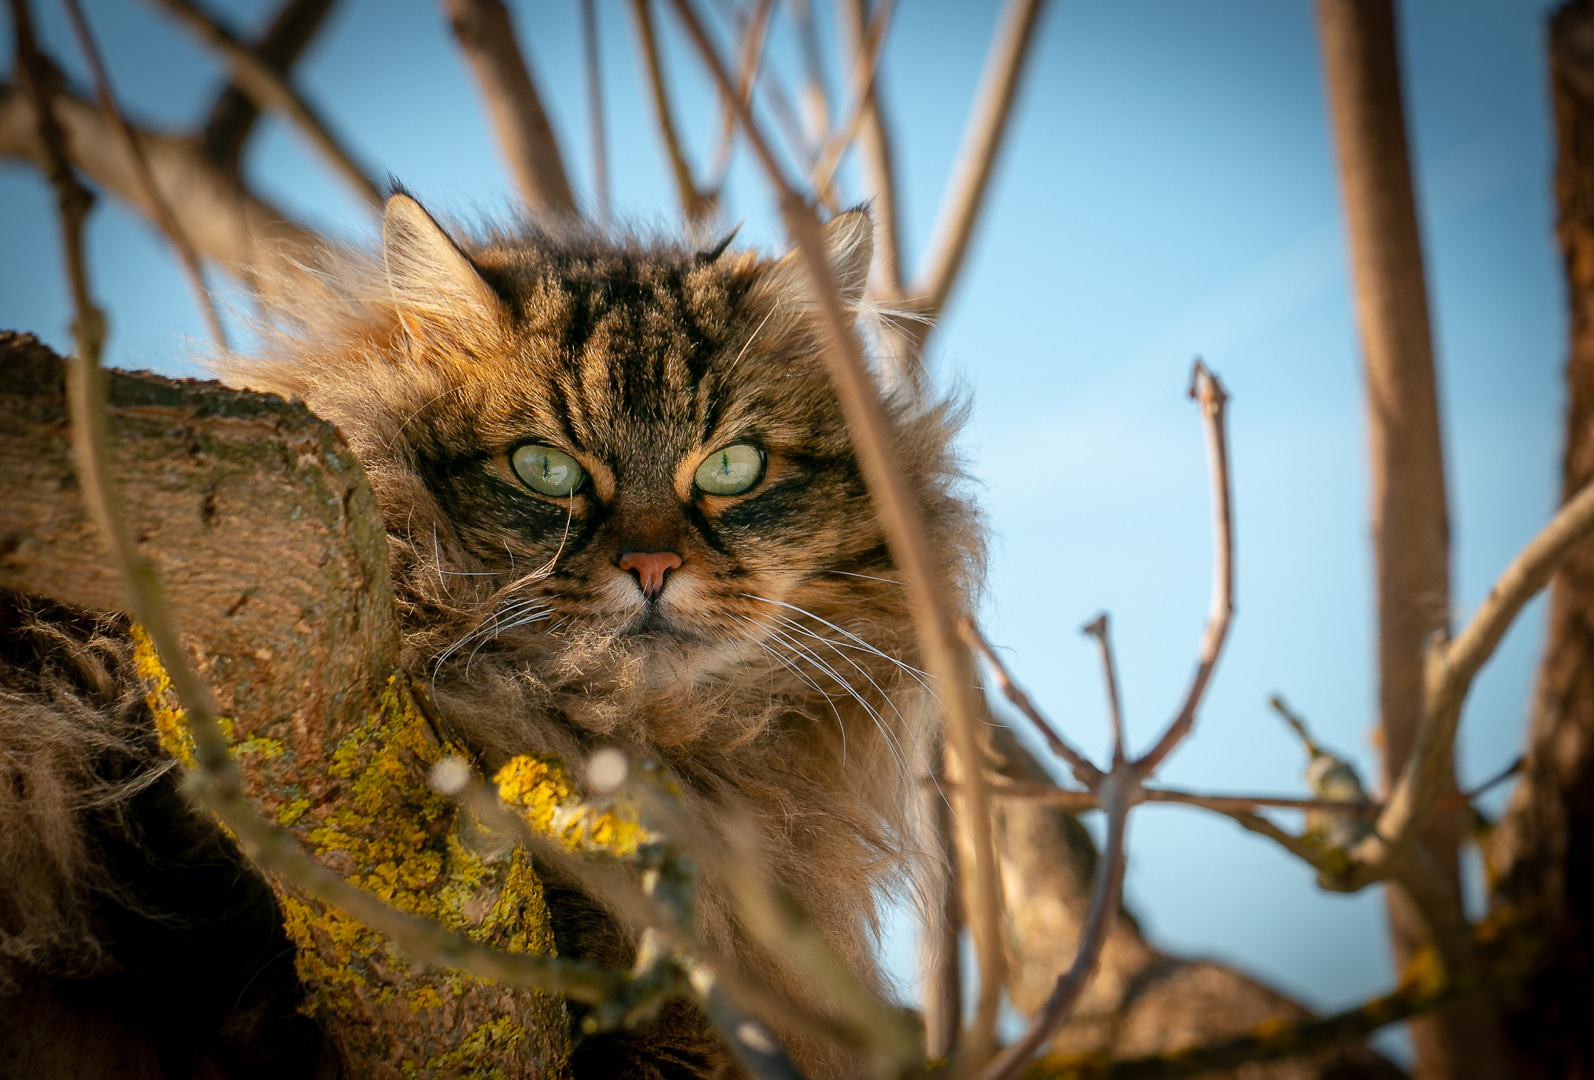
[0,0,1566,1051]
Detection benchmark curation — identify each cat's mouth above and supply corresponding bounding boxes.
[618,606,704,643]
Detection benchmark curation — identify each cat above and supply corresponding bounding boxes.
[0,193,982,1078]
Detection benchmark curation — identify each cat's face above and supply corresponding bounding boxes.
[372,196,909,687]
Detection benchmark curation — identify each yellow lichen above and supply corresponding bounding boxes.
[494,755,647,858]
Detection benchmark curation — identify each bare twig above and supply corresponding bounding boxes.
[147,0,381,206]
[911,0,1047,320]
[628,0,716,223]
[1082,614,1127,765]
[199,0,336,174]
[60,0,227,348]
[1135,362,1234,775]
[809,0,894,207]
[972,774,1133,1080]
[834,0,902,294]
[961,618,1104,789]
[663,1,1008,1061]
[437,0,578,216]
[979,781,1381,818]
[580,0,609,222]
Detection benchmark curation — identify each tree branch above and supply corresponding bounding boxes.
[1135,363,1234,776]
[199,0,337,175]
[0,80,329,283]
[835,0,902,295]
[580,0,609,222]
[811,0,894,210]
[911,0,1047,321]
[438,0,578,217]
[147,0,382,206]
[628,0,716,223]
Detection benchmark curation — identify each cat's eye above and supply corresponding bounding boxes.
[511,444,587,496]
[694,443,765,496]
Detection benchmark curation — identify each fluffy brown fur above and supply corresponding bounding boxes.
[0,194,980,1078]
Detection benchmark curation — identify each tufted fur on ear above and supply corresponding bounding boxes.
[382,192,504,337]
[761,207,874,313]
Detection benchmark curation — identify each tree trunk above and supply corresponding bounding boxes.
[0,332,568,1078]
[1488,4,1594,1074]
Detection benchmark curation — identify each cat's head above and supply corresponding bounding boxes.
[237,193,975,743]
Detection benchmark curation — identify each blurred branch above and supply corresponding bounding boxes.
[60,0,227,348]
[810,0,893,210]
[663,0,1008,1062]
[834,0,902,293]
[0,80,328,281]
[581,0,609,222]
[1082,614,1127,766]
[437,0,578,217]
[706,0,773,195]
[147,0,382,206]
[200,0,336,175]
[628,0,716,223]
[788,0,830,153]
[911,0,1047,322]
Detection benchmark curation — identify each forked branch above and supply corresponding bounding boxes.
[147,0,382,205]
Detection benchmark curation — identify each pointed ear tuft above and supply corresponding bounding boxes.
[382,193,501,326]
[696,223,743,264]
[762,208,874,311]
[818,208,873,303]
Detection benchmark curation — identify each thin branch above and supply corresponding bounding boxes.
[437,0,578,216]
[628,0,716,223]
[1135,362,1235,776]
[60,0,227,348]
[580,0,609,222]
[662,1,1008,1062]
[834,0,902,294]
[1082,614,1127,766]
[810,0,894,207]
[980,781,1381,818]
[961,618,1104,789]
[147,0,382,206]
[788,0,830,154]
[911,0,1047,320]
[705,0,774,195]
[1349,476,1594,886]
[972,774,1133,1080]
[199,0,336,174]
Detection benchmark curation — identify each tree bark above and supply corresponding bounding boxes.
[0,332,568,1078]
[1313,2,1508,1075]
[1488,4,1594,1075]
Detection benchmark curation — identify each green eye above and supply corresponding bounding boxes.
[511,444,587,496]
[694,443,764,496]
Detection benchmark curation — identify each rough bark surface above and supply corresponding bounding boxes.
[984,725,1403,1080]
[0,332,568,1078]
[1488,4,1594,1075]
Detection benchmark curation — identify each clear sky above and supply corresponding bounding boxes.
[0,0,1566,1055]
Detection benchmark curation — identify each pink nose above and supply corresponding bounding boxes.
[617,550,682,596]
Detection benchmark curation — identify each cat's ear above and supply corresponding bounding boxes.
[763,207,874,310]
[382,192,502,331]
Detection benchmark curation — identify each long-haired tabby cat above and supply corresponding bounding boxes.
[0,193,980,1078]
